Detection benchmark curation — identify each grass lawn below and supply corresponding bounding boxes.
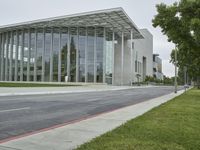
[0,82,78,87]
[76,88,200,150]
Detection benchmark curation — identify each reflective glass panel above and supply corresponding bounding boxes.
[87,27,95,82]
[12,31,17,81]
[18,31,22,81]
[53,28,59,82]
[78,27,86,82]
[44,29,51,82]
[23,31,28,81]
[96,27,104,83]
[105,31,113,84]
[61,28,68,82]
[36,30,43,81]
[1,34,5,80]
[30,30,35,81]
[70,27,77,82]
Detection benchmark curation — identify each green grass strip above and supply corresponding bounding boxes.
[0,82,78,87]
[77,88,200,150]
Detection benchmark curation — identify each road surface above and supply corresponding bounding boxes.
[0,86,182,141]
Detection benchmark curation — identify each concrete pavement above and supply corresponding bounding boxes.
[0,87,184,150]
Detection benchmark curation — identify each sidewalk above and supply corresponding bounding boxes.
[0,85,155,96]
[0,89,184,150]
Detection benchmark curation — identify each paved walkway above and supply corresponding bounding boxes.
[0,85,155,96]
[0,89,184,150]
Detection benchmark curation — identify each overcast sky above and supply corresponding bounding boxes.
[0,0,178,77]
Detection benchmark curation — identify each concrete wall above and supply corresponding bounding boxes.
[113,40,122,86]
[123,39,131,85]
[133,29,153,82]
[113,38,132,86]
[113,29,153,86]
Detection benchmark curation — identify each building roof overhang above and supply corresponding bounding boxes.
[0,7,143,39]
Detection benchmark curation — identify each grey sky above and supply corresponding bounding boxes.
[0,0,177,77]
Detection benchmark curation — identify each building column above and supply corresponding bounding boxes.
[67,28,70,82]
[85,27,88,83]
[42,28,45,82]
[112,30,115,85]
[5,32,9,81]
[14,31,19,81]
[103,27,106,83]
[130,29,133,86]
[76,27,79,82]
[58,28,61,82]
[27,29,31,81]
[94,27,97,83]
[20,30,24,81]
[1,34,4,81]
[121,31,124,86]
[50,28,53,82]
[34,29,37,82]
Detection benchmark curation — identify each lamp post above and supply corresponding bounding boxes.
[175,46,178,93]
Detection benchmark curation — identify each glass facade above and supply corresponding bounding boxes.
[30,30,35,81]
[11,31,17,81]
[44,29,51,82]
[96,28,104,83]
[18,31,22,81]
[53,28,59,82]
[105,31,113,84]
[23,31,28,81]
[70,27,78,82]
[36,30,43,81]
[78,27,86,82]
[60,28,68,82]
[87,27,95,82]
[0,27,126,84]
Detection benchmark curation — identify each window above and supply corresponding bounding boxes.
[78,27,86,82]
[23,31,28,81]
[61,28,68,82]
[30,30,35,81]
[36,30,43,81]
[70,27,78,82]
[87,27,95,82]
[53,28,59,82]
[18,31,22,81]
[105,30,113,84]
[96,27,104,83]
[44,29,51,82]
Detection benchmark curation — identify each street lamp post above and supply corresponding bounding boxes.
[184,66,187,85]
[175,46,178,93]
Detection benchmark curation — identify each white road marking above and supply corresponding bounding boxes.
[0,107,30,113]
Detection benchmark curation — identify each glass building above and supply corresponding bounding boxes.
[0,8,144,85]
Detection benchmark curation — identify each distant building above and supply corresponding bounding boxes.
[153,54,163,80]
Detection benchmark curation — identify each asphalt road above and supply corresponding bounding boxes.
[0,86,183,141]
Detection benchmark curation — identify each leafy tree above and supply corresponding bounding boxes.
[152,0,200,87]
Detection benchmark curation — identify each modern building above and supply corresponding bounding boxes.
[0,7,153,85]
[153,54,163,80]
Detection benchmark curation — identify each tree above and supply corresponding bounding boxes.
[152,0,200,87]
